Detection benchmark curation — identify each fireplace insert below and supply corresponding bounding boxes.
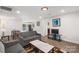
[51,29,59,34]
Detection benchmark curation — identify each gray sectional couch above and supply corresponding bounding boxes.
[5,43,26,53]
[19,31,41,47]
[0,31,41,53]
[0,41,26,53]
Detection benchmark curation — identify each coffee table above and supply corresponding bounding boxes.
[30,40,54,53]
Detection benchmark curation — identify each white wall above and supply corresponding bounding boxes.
[46,12,79,44]
[33,20,42,34]
[40,19,48,36]
[60,12,79,44]
[0,15,22,36]
[0,12,44,37]
[21,15,43,35]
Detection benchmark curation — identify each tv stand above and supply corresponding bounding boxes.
[47,29,62,41]
[48,34,62,41]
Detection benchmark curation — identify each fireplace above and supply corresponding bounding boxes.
[48,29,61,41]
[51,29,59,34]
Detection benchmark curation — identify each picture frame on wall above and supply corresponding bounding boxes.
[22,22,35,31]
[22,24,26,31]
[52,18,61,27]
[37,21,40,26]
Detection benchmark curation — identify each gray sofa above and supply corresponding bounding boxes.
[0,41,26,53]
[19,31,41,47]
[5,43,26,53]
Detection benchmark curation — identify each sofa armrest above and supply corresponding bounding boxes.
[36,33,41,41]
[36,33,41,36]
[5,43,26,53]
[3,40,19,48]
[19,35,24,40]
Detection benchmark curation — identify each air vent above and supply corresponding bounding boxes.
[0,6,12,11]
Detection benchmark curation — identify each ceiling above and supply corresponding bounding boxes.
[7,6,79,19]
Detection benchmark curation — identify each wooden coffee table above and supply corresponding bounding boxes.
[30,40,54,53]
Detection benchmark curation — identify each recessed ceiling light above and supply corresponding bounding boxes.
[61,9,65,13]
[16,10,20,14]
[41,7,48,11]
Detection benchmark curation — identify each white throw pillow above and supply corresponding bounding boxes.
[0,41,5,53]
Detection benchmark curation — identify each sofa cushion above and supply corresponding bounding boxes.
[0,41,5,53]
[23,35,40,40]
[3,41,19,48]
[20,32,28,37]
[20,31,37,37]
[32,35,40,38]
[5,43,26,53]
[29,31,37,36]
[19,31,41,47]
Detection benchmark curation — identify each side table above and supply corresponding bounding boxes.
[1,35,10,41]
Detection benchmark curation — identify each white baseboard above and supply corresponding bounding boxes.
[62,38,79,44]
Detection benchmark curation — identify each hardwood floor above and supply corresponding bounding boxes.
[41,36,79,53]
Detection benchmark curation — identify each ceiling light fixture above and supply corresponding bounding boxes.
[61,9,65,13]
[41,7,48,11]
[16,10,20,14]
